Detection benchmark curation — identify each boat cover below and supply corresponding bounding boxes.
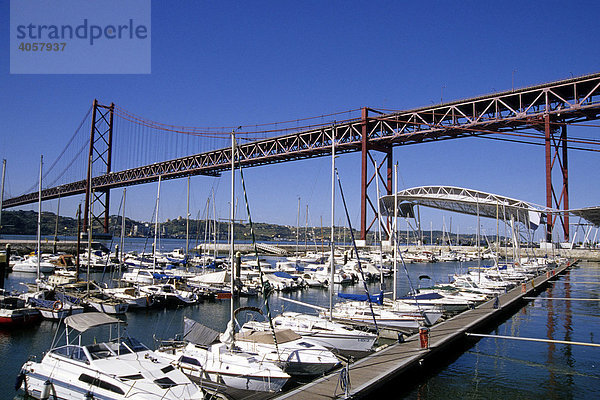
[188,270,229,284]
[65,312,121,332]
[337,291,384,304]
[183,317,220,347]
[236,329,301,344]
[399,292,444,300]
[273,271,295,279]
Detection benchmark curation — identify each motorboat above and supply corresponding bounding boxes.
[158,317,290,398]
[233,326,341,376]
[121,268,165,285]
[139,283,197,307]
[101,286,155,309]
[0,289,40,327]
[16,312,205,399]
[242,311,377,359]
[395,291,474,314]
[23,289,85,320]
[11,255,55,274]
[326,300,442,333]
[85,295,130,315]
[78,250,117,271]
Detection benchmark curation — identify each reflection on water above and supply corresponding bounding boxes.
[404,261,600,400]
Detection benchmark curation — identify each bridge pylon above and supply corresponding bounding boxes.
[84,99,114,234]
[543,114,569,242]
[360,107,393,242]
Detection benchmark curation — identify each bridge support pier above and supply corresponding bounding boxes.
[544,114,569,242]
[360,107,393,242]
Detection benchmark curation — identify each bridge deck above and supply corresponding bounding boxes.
[275,262,571,399]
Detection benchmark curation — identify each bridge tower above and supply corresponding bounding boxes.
[84,99,114,234]
[360,107,393,242]
[543,114,569,242]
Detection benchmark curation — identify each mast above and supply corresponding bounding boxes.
[153,176,161,273]
[296,196,300,261]
[76,203,81,279]
[304,204,308,252]
[0,159,6,237]
[393,163,398,301]
[118,188,126,287]
[203,195,210,265]
[87,191,93,295]
[120,188,126,264]
[186,176,190,260]
[476,198,481,283]
[230,129,236,327]
[53,194,61,253]
[373,157,384,291]
[213,190,217,261]
[36,155,43,290]
[329,126,335,319]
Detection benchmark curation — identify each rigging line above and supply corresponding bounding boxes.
[334,167,379,333]
[237,147,280,358]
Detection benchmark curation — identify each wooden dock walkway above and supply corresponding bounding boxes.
[275,262,572,399]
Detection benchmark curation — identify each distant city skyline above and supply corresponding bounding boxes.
[1,1,599,244]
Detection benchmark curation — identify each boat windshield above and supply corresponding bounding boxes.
[52,345,90,364]
[86,343,115,360]
[107,337,149,355]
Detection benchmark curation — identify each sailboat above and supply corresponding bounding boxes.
[241,311,377,359]
[158,316,290,398]
[243,129,375,361]
[234,133,340,377]
[159,130,291,398]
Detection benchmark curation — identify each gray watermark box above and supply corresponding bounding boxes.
[10,0,151,74]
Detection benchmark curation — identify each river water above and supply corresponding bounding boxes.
[1,237,598,399]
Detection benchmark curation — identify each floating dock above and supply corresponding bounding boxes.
[276,261,573,399]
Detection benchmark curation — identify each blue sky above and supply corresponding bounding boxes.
[1,1,599,242]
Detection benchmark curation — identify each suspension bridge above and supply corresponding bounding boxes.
[2,72,600,242]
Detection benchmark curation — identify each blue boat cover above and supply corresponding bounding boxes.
[152,272,183,281]
[273,271,295,279]
[337,291,384,305]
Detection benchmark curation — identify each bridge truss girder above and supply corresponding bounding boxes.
[3,73,600,242]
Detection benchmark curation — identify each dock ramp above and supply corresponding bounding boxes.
[256,243,288,255]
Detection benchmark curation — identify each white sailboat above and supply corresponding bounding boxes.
[158,317,290,398]
[233,325,341,376]
[160,130,291,398]
[325,300,440,332]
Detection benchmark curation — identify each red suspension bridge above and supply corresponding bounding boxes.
[3,73,600,242]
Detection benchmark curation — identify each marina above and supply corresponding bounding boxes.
[1,4,600,398]
[0,236,598,399]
